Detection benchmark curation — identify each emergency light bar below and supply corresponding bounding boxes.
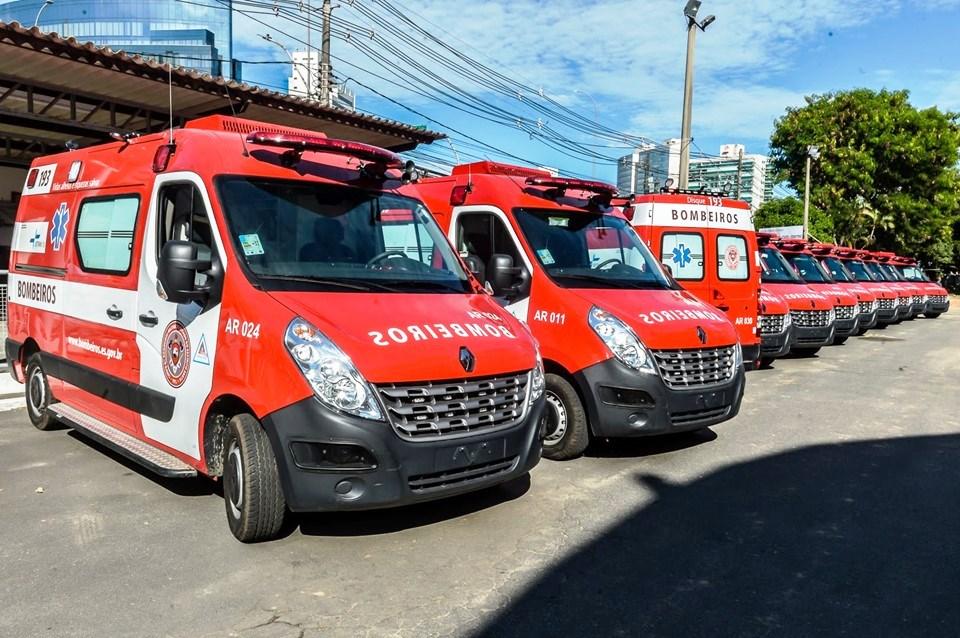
[524,176,618,196]
[245,131,404,169]
[808,243,837,256]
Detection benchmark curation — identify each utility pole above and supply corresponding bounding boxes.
[320,0,332,106]
[803,145,820,240]
[306,2,312,100]
[678,1,716,189]
[734,147,743,199]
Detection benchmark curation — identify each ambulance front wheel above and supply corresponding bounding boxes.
[832,335,849,345]
[540,374,589,461]
[222,413,287,543]
[25,354,55,431]
[924,312,942,319]
[792,347,821,357]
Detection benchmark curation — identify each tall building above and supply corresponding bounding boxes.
[687,144,770,208]
[0,0,239,79]
[616,139,682,194]
[287,50,356,110]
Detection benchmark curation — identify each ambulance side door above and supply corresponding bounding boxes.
[135,173,227,459]
[659,228,708,303]
[448,206,533,322]
[713,231,756,340]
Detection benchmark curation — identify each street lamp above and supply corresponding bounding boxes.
[259,33,313,100]
[802,144,820,240]
[575,89,600,177]
[33,0,54,28]
[678,0,716,189]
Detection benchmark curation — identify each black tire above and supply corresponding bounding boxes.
[540,374,589,461]
[25,354,56,431]
[856,326,869,336]
[221,413,286,543]
[924,312,942,319]
[792,347,821,357]
[758,357,775,369]
[832,335,849,345]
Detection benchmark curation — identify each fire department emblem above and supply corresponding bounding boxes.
[724,244,740,271]
[162,321,191,388]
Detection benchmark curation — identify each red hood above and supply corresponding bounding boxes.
[861,282,897,299]
[568,288,739,349]
[759,289,790,314]
[833,281,875,302]
[806,283,858,306]
[268,292,537,383]
[762,283,834,310]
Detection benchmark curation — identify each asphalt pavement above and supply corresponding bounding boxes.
[1,308,959,638]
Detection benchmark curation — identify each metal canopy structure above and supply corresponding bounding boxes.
[0,21,444,169]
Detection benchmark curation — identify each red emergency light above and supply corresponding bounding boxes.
[808,243,837,256]
[524,176,618,197]
[245,132,404,169]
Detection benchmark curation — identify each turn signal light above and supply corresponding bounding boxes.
[450,184,471,206]
[152,144,176,173]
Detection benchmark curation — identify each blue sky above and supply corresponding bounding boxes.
[228,0,960,182]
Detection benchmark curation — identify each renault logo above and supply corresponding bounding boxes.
[696,326,707,345]
[459,346,476,373]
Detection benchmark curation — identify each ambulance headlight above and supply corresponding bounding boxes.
[530,352,545,405]
[733,342,743,368]
[828,308,836,323]
[588,306,654,373]
[285,318,383,421]
[783,311,792,329]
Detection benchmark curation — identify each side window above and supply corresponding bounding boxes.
[76,195,140,274]
[456,213,523,283]
[661,232,704,280]
[157,183,215,286]
[717,234,749,281]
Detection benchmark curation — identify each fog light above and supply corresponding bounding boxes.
[290,442,378,471]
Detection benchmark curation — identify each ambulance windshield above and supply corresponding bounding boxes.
[513,209,673,290]
[787,254,833,283]
[845,260,875,282]
[865,263,889,281]
[760,247,804,284]
[217,177,471,293]
[820,257,853,282]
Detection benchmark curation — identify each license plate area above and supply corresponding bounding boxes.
[434,438,507,472]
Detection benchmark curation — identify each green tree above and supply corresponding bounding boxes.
[754,196,835,243]
[769,89,960,266]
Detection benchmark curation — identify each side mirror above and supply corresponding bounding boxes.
[462,254,485,280]
[489,253,529,301]
[158,240,212,304]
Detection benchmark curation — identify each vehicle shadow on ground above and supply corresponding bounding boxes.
[586,428,718,459]
[475,434,960,638]
[66,431,220,497]
[289,473,531,538]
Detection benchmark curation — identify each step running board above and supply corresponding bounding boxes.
[50,403,197,478]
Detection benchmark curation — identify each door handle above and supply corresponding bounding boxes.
[139,311,159,327]
[106,305,123,320]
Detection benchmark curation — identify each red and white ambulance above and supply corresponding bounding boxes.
[625,193,761,367]
[890,255,950,317]
[757,288,794,366]
[756,233,836,355]
[861,251,913,321]
[6,116,546,542]
[832,247,900,326]
[410,162,745,460]
[810,244,878,334]
[775,239,860,344]
[875,252,928,319]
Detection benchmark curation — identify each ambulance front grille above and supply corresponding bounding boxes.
[898,295,910,306]
[652,346,737,389]
[790,309,831,328]
[930,295,948,304]
[912,295,924,305]
[858,301,873,315]
[377,372,529,440]
[758,314,785,335]
[835,305,856,320]
[879,298,896,310]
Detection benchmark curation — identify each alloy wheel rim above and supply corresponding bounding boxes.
[28,369,45,415]
[226,441,244,519]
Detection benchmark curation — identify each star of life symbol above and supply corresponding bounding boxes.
[50,203,69,251]
[672,244,692,267]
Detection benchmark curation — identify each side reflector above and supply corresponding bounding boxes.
[152,144,176,173]
[67,160,82,184]
[450,185,471,206]
[26,168,39,189]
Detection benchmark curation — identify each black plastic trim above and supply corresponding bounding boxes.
[41,352,174,422]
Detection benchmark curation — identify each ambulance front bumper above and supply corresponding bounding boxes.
[572,357,745,439]
[791,323,836,350]
[926,298,950,314]
[261,396,544,513]
[876,306,899,324]
[834,316,859,339]
[858,309,878,331]
[760,325,794,359]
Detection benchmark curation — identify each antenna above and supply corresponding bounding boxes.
[445,138,461,165]
[223,84,250,157]
[167,64,174,145]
